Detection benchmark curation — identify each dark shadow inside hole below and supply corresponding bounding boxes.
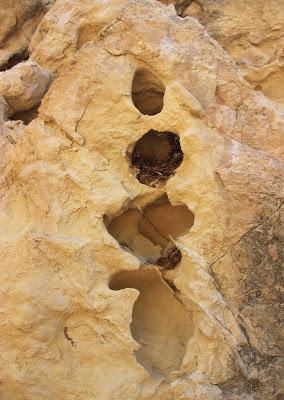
[105,194,194,269]
[0,49,29,72]
[11,103,40,125]
[175,0,193,16]
[131,69,165,115]
[129,130,183,187]
[109,268,193,377]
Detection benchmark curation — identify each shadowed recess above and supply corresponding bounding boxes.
[131,69,165,115]
[11,104,40,124]
[109,269,193,377]
[0,49,29,72]
[128,130,183,187]
[104,194,194,269]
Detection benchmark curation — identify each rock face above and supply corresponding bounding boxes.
[0,1,283,399]
[162,0,284,113]
[184,0,284,113]
[0,0,54,71]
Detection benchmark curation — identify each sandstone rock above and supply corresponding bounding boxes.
[0,1,283,399]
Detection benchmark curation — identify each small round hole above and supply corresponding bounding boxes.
[128,130,183,187]
[131,69,165,115]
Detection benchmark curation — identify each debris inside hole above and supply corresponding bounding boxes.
[0,49,29,72]
[128,130,183,187]
[11,104,40,125]
[104,194,194,269]
[109,269,193,377]
[131,69,165,115]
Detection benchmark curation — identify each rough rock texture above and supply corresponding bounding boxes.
[185,0,284,113]
[0,60,50,115]
[0,0,54,71]
[170,0,284,113]
[0,1,283,399]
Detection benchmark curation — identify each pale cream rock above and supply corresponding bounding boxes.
[0,60,50,114]
[0,0,283,400]
[29,0,127,74]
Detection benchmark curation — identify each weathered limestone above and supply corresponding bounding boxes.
[158,0,284,111]
[0,60,50,115]
[29,0,126,74]
[0,1,283,399]
[180,0,284,112]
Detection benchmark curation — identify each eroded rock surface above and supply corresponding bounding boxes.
[0,1,283,399]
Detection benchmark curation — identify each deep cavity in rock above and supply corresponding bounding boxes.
[131,69,165,115]
[104,194,194,269]
[128,130,183,187]
[109,269,193,377]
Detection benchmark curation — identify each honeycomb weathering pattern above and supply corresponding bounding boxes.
[0,0,283,399]
[105,194,194,268]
